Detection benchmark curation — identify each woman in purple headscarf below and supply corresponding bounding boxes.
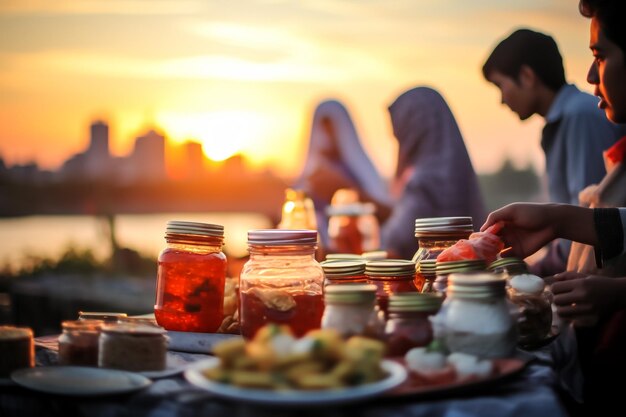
[382,87,487,259]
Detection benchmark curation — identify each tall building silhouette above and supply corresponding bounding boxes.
[85,120,111,179]
[126,129,166,182]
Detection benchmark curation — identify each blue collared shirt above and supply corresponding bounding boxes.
[542,84,625,205]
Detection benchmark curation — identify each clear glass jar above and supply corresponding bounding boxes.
[384,293,443,357]
[412,217,474,263]
[58,319,103,366]
[154,221,227,333]
[327,189,380,254]
[239,229,324,339]
[506,273,552,347]
[321,260,368,286]
[99,323,168,371]
[431,273,517,358]
[0,326,34,377]
[365,259,418,318]
[321,284,384,339]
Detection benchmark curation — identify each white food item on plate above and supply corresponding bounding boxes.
[447,352,493,378]
[404,347,447,372]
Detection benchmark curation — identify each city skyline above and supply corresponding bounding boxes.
[0,0,597,178]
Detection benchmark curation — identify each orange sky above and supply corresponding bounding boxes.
[0,0,597,179]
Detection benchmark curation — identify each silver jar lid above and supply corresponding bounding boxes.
[321,260,367,277]
[247,229,317,245]
[166,221,224,238]
[388,292,443,312]
[324,284,377,304]
[365,259,416,277]
[414,216,474,237]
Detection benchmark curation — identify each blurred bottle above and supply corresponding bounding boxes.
[278,188,317,230]
[326,188,380,254]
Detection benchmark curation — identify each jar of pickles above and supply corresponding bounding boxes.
[154,221,227,333]
[321,260,367,286]
[365,259,418,318]
[239,229,324,339]
[321,284,384,339]
[58,319,103,366]
[384,293,443,357]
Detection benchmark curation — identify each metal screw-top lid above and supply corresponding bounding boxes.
[324,284,377,304]
[166,220,224,238]
[447,272,507,298]
[326,253,363,261]
[365,259,416,277]
[321,260,366,277]
[247,229,317,245]
[418,259,437,277]
[388,292,443,312]
[435,259,487,276]
[488,257,529,275]
[361,251,388,261]
[414,216,474,238]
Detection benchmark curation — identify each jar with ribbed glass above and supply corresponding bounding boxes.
[434,259,487,294]
[431,273,517,358]
[58,319,103,366]
[321,260,367,286]
[155,221,227,333]
[240,229,324,339]
[321,284,384,339]
[365,259,418,318]
[384,293,443,357]
[417,259,437,293]
[413,217,474,290]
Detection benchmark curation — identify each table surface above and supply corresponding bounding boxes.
[0,334,571,417]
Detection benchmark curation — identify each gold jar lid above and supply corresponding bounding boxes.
[388,292,443,312]
[324,284,377,304]
[0,325,33,340]
[365,259,416,277]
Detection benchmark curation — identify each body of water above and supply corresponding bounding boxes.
[0,212,273,269]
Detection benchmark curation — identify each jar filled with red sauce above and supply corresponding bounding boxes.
[384,293,443,357]
[320,260,367,286]
[239,229,324,339]
[365,259,418,318]
[154,221,227,333]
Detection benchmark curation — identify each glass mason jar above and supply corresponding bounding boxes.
[365,259,418,318]
[488,257,529,277]
[384,293,443,357]
[239,229,324,339]
[413,217,474,290]
[99,323,168,372]
[434,259,487,294]
[0,326,34,377]
[506,273,552,347]
[321,284,384,339]
[155,221,227,333]
[432,272,517,358]
[58,319,103,366]
[321,260,368,286]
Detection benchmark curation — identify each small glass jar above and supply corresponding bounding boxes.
[412,217,474,263]
[239,229,324,339]
[365,259,418,318]
[507,274,552,347]
[155,221,227,333]
[384,293,443,357]
[58,319,103,366]
[434,259,487,294]
[431,273,517,358]
[0,326,34,377]
[321,284,384,339]
[99,323,168,371]
[321,260,368,286]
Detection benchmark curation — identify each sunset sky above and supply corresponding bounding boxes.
[0,0,597,179]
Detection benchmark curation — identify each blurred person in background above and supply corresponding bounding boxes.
[483,28,625,277]
[294,99,392,251]
[381,86,486,260]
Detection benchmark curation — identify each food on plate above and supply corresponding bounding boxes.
[202,324,386,390]
[98,323,168,371]
[404,347,495,384]
[437,222,505,264]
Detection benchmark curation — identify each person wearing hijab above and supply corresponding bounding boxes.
[381,86,487,260]
[295,99,392,249]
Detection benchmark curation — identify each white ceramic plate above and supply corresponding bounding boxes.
[11,366,152,396]
[185,357,407,406]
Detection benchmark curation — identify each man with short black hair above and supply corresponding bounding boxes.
[483,28,625,277]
